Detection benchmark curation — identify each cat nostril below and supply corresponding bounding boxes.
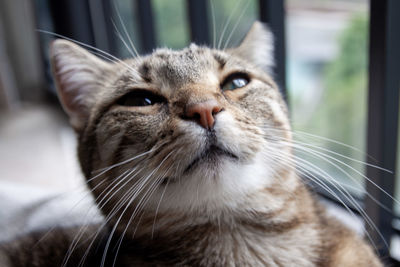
[212,106,223,116]
[185,100,223,130]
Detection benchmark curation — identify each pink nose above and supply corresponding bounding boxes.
[185,100,223,129]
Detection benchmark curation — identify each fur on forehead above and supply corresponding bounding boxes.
[135,44,220,87]
[131,22,274,86]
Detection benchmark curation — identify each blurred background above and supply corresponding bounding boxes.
[0,0,399,263]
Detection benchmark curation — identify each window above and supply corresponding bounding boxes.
[287,0,369,196]
[114,0,143,56]
[207,0,258,49]
[153,0,189,49]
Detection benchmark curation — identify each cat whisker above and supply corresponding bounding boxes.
[101,142,172,219]
[92,149,154,175]
[293,128,376,161]
[59,150,157,266]
[291,139,391,173]
[278,138,400,207]
[33,175,116,263]
[120,152,175,229]
[64,165,149,267]
[99,151,174,267]
[260,124,369,155]
[217,0,243,49]
[150,161,178,239]
[290,141,396,221]
[37,30,140,78]
[209,0,217,49]
[95,167,148,228]
[260,137,383,250]
[286,143,388,250]
[75,167,150,267]
[268,150,382,252]
[112,166,171,267]
[112,19,137,59]
[268,137,391,207]
[223,0,250,50]
[112,2,139,57]
[292,154,385,252]
[258,125,391,173]
[266,132,397,226]
[111,152,176,262]
[59,146,162,264]
[97,167,147,211]
[71,169,132,219]
[101,174,154,266]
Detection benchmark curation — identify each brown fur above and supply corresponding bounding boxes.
[0,22,382,266]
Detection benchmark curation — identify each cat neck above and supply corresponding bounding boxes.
[114,182,322,266]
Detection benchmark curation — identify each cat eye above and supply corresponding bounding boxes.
[221,73,250,91]
[117,90,166,107]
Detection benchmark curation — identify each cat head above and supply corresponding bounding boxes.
[51,22,294,226]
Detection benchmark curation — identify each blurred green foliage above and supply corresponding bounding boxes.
[208,0,257,48]
[115,0,258,53]
[152,0,257,49]
[152,0,189,49]
[321,14,368,152]
[323,14,368,162]
[296,14,369,191]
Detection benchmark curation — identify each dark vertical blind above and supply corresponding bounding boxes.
[136,0,156,54]
[365,0,400,261]
[259,0,287,101]
[49,0,95,46]
[187,0,210,45]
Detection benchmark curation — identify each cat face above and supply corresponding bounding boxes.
[51,22,293,220]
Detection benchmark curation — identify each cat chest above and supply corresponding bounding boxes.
[120,225,321,267]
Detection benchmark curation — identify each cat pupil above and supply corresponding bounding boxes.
[117,90,165,107]
[123,96,152,106]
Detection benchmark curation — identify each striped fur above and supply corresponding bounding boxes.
[0,22,381,266]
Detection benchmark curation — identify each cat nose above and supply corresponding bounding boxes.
[185,100,223,130]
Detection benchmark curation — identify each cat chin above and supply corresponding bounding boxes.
[145,151,276,213]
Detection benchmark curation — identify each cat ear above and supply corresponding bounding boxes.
[50,39,111,131]
[231,21,274,74]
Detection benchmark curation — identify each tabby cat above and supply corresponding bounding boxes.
[0,22,382,266]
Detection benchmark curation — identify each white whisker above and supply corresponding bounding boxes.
[112,2,139,57]
[112,19,137,58]
[100,151,174,267]
[209,0,217,49]
[37,29,139,77]
[223,0,250,50]
[217,0,242,49]
[268,150,382,251]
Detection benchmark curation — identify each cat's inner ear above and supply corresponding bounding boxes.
[50,39,111,131]
[230,21,274,74]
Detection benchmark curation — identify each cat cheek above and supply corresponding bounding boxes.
[214,112,249,150]
[223,89,246,101]
[110,104,163,115]
[97,131,125,164]
[267,101,292,136]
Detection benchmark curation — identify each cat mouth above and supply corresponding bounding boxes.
[183,145,239,174]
